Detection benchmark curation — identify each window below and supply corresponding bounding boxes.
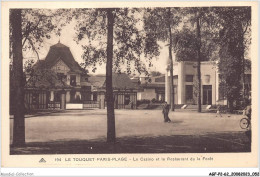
[70,75,76,86]
[186,75,193,82]
[57,73,65,80]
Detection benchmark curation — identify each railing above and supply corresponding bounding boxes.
[83,100,100,109]
[48,102,61,109]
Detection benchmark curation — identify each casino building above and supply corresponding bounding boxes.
[165,60,219,105]
[22,42,138,111]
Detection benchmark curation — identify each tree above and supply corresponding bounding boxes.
[106,9,116,142]
[10,9,25,146]
[144,7,181,111]
[173,7,218,112]
[215,7,251,111]
[195,9,202,112]
[10,9,66,60]
[75,8,158,143]
[173,27,218,62]
[10,9,68,146]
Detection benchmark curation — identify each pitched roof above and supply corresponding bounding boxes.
[25,69,71,89]
[140,83,165,88]
[32,60,47,71]
[110,73,137,89]
[88,75,106,88]
[154,76,165,82]
[35,42,82,73]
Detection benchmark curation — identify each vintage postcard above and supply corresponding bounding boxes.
[1,1,258,168]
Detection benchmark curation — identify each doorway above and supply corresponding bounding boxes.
[203,85,212,105]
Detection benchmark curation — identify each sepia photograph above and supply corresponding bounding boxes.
[1,1,258,169]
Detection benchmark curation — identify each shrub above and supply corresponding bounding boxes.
[137,99,151,106]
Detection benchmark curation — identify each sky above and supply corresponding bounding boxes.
[21,8,251,76]
[23,19,171,76]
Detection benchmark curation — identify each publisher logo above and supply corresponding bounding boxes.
[39,158,46,163]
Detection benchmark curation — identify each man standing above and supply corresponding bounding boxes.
[162,102,171,123]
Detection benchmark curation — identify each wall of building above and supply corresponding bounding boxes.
[167,61,218,105]
[137,92,142,100]
[138,88,156,100]
[200,62,217,105]
[51,59,82,87]
[66,91,70,103]
[51,59,70,74]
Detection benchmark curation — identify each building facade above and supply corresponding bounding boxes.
[136,59,251,107]
[137,75,165,101]
[24,42,91,110]
[23,42,137,110]
[165,61,218,105]
[136,61,219,106]
[18,42,250,111]
[89,73,138,109]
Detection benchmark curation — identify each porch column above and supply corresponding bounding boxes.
[67,75,70,86]
[91,93,93,101]
[66,91,70,103]
[60,91,66,110]
[165,69,170,103]
[50,91,54,101]
[99,92,105,109]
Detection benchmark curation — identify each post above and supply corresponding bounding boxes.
[60,91,66,110]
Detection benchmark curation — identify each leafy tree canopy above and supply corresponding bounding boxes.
[10,9,70,60]
[73,8,159,76]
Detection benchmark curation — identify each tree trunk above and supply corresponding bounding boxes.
[106,9,116,143]
[241,28,246,107]
[196,14,202,113]
[238,22,245,108]
[167,8,174,111]
[228,98,234,113]
[11,9,25,146]
[242,54,246,107]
